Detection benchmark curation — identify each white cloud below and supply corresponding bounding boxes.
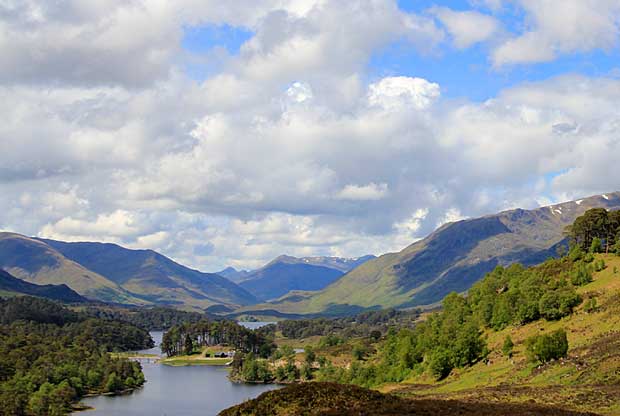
[286,81,314,103]
[433,8,499,49]
[492,0,620,66]
[1,0,620,271]
[336,183,389,201]
[368,76,440,110]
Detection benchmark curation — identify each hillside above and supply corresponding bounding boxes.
[381,253,620,416]
[248,193,620,315]
[0,233,144,304]
[236,255,375,301]
[0,268,86,302]
[38,238,257,309]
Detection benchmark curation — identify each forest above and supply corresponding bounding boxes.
[0,297,153,416]
[275,308,420,340]
[82,305,208,331]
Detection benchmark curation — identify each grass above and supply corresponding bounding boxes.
[159,346,233,366]
[161,357,231,366]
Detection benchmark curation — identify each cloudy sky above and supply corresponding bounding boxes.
[1,0,620,271]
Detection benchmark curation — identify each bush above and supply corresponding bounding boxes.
[502,335,514,358]
[584,297,597,313]
[427,348,452,380]
[568,246,584,262]
[538,290,581,321]
[571,263,593,286]
[594,259,606,272]
[590,237,602,254]
[525,329,569,363]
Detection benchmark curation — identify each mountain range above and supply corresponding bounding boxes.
[0,268,86,303]
[239,192,620,315]
[0,233,256,310]
[233,255,375,301]
[1,192,619,315]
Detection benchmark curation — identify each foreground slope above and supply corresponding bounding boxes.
[219,382,596,416]
[0,233,144,304]
[260,192,620,314]
[0,268,86,302]
[236,255,374,301]
[38,238,257,309]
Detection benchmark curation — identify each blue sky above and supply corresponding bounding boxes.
[181,2,620,101]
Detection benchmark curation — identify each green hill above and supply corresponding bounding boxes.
[0,233,144,304]
[249,193,620,315]
[380,253,620,416]
[37,238,257,309]
[0,268,86,302]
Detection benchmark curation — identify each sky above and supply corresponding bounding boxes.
[1,0,620,271]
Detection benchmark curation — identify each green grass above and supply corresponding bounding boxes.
[161,357,231,366]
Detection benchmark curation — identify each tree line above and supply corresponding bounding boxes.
[83,305,209,331]
[275,308,419,340]
[566,208,620,253]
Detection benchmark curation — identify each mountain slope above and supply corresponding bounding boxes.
[0,268,86,302]
[38,239,257,309]
[0,233,144,304]
[237,255,376,301]
[216,267,251,283]
[255,192,620,314]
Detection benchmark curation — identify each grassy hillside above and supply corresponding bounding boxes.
[38,238,257,310]
[249,192,620,315]
[0,269,86,302]
[0,233,145,304]
[379,253,620,415]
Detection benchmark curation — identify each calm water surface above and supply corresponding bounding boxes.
[77,329,281,416]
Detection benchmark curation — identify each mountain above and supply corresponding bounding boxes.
[37,238,257,309]
[245,192,620,315]
[0,268,86,302]
[0,232,256,310]
[0,233,145,304]
[236,255,376,301]
[216,267,251,283]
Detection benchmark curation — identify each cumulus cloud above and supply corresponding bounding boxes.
[368,77,440,110]
[433,8,499,49]
[492,0,620,66]
[336,183,389,201]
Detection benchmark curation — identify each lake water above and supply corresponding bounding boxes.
[237,321,276,330]
[77,329,281,416]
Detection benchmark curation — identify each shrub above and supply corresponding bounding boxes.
[568,246,584,262]
[594,259,606,272]
[584,297,597,313]
[427,348,452,380]
[590,238,603,254]
[525,329,568,363]
[502,335,514,358]
[571,263,593,286]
